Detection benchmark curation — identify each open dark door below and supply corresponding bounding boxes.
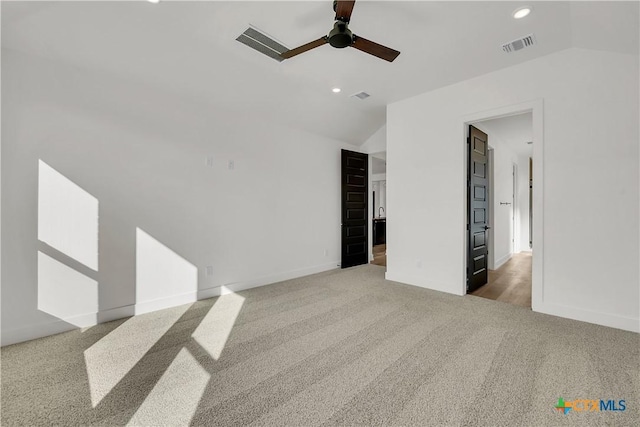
[341,149,368,268]
[468,126,489,292]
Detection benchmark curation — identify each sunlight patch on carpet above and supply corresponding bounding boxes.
[192,287,245,360]
[126,348,210,426]
[83,303,191,408]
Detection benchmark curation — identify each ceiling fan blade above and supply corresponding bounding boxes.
[281,37,328,59]
[352,35,400,62]
[334,0,356,23]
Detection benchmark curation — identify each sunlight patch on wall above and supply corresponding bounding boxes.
[83,303,191,408]
[127,348,210,426]
[135,228,197,312]
[38,160,98,270]
[37,252,98,325]
[192,287,245,360]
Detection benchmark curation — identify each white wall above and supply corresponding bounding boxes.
[387,48,639,332]
[1,49,357,345]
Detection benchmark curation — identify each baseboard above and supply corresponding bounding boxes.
[1,304,135,346]
[534,301,639,333]
[133,292,198,316]
[2,262,340,346]
[2,319,76,347]
[198,261,339,299]
[97,304,135,323]
[494,253,512,269]
[385,271,465,296]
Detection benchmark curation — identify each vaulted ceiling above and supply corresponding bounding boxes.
[476,113,533,158]
[2,1,638,145]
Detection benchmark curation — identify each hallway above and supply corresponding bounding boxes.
[470,252,532,308]
[371,244,386,267]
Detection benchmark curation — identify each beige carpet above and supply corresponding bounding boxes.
[2,265,638,426]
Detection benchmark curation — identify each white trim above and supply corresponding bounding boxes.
[199,261,339,299]
[368,155,374,263]
[512,162,518,254]
[494,253,512,270]
[460,99,544,308]
[134,292,198,316]
[1,304,135,346]
[2,262,340,346]
[536,302,640,333]
[2,320,79,347]
[97,304,135,323]
[487,147,495,270]
[385,271,465,296]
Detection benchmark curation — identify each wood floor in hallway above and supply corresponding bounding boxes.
[371,244,386,267]
[470,252,532,308]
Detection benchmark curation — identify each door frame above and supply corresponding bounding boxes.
[487,147,495,270]
[461,99,543,311]
[512,162,518,254]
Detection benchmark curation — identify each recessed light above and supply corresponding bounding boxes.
[332,88,341,93]
[513,7,531,19]
[147,0,160,4]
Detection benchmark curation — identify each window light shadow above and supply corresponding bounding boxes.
[192,286,245,360]
[82,291,245,423]
[38,251,98,326]
[127,348,210,426]
[80,300,225,425]
[38,160,98,271]
[135,228,197,314]
[83,303,192,408]
[37,160,99,325]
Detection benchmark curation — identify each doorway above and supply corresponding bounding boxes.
[371,152,386,267]
[466,112,533,307]
[341,149,369,269]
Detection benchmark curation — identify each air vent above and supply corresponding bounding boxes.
[502,34,536,53]
[236,27,288,62]
[351,91,370,100]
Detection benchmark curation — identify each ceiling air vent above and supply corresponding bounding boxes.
[351,91,370,100]
[236,27,288,62]
[502,34,536,53]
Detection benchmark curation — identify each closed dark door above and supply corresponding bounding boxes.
[341,149,368,268]
[468,126,489,292]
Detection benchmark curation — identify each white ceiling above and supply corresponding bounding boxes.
[476,112,533,158]
[2,1,638,145]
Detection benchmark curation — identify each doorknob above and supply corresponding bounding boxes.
[484,226,491,230]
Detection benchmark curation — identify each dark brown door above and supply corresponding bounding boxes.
[468,126,489,292]
[341,149,368,268]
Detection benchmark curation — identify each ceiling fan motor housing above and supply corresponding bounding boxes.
[328,21,353,48]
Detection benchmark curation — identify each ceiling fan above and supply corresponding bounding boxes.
[280,0,400,62]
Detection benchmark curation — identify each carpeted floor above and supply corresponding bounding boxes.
[2,264,638,426]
